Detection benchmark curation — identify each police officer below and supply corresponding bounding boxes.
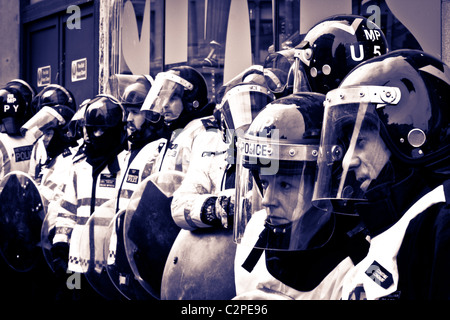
[171,80,275,230]
[21,84,79,214]
[233,93,367,299]
[123,66,216,299]
[141,65,216,174]
[109,74,165,212]
[104,74,166,300]
[312,49,450,300]
[159,80,275,300]
[50,94,127,299]
[0,79,36,179]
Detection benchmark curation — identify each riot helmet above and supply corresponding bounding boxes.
[263,48,297,97]
[234,93,334,252]
[141,66,214,131]
[215,65,264,103]
[295,14,389,94]
[20,85,77,158]
[67,99,90,142]
[215,81,275,144]
[4,79,36,109]
[109,74,163,149]
[83,94,127,163]
[0,87,31,135]
[312,49,450,214]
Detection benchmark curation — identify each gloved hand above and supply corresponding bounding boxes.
[201,189,235,228]
[215,189,235,228]
[50,242,69,277]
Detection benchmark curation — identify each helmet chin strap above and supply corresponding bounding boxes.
[241,219,294,273]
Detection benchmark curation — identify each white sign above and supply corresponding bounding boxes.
[37,65,51,87]
[71,58,87,82]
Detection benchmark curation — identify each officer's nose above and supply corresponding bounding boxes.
[261,183,278,210]
[343,149,361,171]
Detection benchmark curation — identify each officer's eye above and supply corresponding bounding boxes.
[260,179,269,190]
[280,181,292,191]
[356,137,367,149]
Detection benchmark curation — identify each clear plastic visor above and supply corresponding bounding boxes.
[141,72,193,122]
[263,49,312,94]
[218,84,275,142]
[234,134,335,251]
[263,50,293,93]
[312,86,401,214]
[20,106,67,141]
[107,74,153,105]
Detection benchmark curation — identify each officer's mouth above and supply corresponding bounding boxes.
[266,215,290,226]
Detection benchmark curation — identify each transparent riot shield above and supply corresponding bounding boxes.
[104,209,155,300]
[124,170,185,299]
[0,171,45,272]
[78,201,123,300]
[161,228,237,300]
[40,206,55,272]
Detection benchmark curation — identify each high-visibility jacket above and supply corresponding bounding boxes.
[341,183,449,300]
[38,145,84,233]
[53,155,124,273]
[115,139,167,213]
[170,128,230,229]
[153,116,219,174]
[0,132,33,180]
[233,210,353,300]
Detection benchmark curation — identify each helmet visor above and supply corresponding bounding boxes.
[234,132,334,251]
[20,106,67,141]
[67,102,88,139]
[312,86,401,214]
[218,84,274,142]
[263,50,293,94]
[141,72,193,122]
[108,74,153,106]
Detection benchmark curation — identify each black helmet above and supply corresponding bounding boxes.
[30,84,76,116]
[20,84,76,140]
[313,49,450,212]
[83,94,127,162]
[141,66,214,130]
[0,86,31,135]
[296,14,389,94]
[5,79,36,109]
[234,93,328,252]
[84,94,126,129]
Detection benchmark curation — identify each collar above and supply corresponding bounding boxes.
[355,167,432,237]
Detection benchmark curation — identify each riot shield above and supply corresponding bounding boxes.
[124,170,185,299]
[105,209,155,300]
[161,228,237,300]
[78,200,123,300]
[0,171,45,272]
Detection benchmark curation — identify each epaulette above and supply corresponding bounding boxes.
[201,116,219,130]
[62,148,73,158]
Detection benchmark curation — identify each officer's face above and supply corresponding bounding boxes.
[42,129,54,148]
[342,128,391,192]
[260,172,312,225]
[162,94,183,122]
[126,107,146,136]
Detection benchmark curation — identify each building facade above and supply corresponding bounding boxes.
[1,0,449,107]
